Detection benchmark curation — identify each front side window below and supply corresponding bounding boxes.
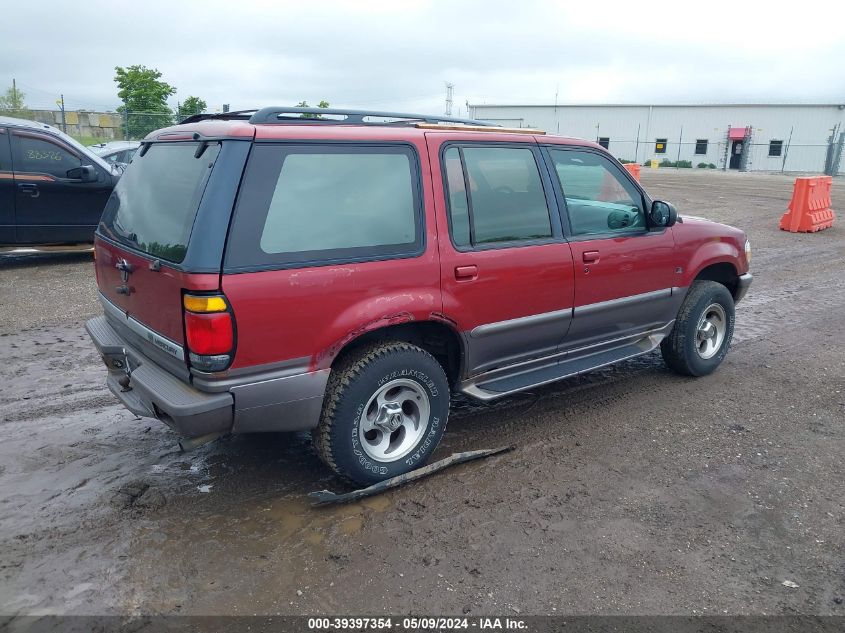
[226,144,421,269]
[443,145,552,247]
[549,149,645,237]
[654,138,667,154]
[13,133,82,178]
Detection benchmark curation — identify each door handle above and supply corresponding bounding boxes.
[17,183,39,198]
[454,265,478,281]
[582,250,600,264]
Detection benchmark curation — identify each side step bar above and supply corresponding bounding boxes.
[460,324,673,401]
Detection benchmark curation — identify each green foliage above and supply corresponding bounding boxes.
[618,158,637,164]
[697,162,709,168]
[0,84,29,118]
[676,160,692,168]
[660,159,676,167]
[297,100,330,119]
[114,65,176,138]
[708,163,717,169]
[177,96,207,120]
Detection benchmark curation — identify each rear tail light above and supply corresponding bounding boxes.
[183,293,235,372]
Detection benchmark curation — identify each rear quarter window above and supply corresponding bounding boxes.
[225,143,423,270]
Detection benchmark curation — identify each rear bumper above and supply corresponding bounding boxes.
[86,316,328,438]
[735,272,753,304]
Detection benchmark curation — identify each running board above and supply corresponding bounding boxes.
[459,325,672,401]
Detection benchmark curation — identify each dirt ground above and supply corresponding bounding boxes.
[0,169,843,617]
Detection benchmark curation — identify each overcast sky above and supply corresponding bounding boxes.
[2,0,843,116]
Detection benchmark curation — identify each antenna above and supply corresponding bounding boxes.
[445,82,454,116]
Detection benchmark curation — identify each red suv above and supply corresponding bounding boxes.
[87,107,751,485]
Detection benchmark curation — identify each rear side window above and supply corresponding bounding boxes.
[443,145,552,248]
[99,142,219,263]
[226,144,422,270]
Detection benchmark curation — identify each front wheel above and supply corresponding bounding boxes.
[313,341,450,485]
[661,280,736,377]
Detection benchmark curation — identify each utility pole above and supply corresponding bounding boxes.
[445,82,454,116]
[12,78,17,107]
[56,94,66,132]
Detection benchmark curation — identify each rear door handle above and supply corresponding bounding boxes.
[582,250,600,264]
[454,265,478,281]
[17,183,39,198]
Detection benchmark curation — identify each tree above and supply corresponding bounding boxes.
[0,84,29,118]
[114,65,176,138]
[177,96,207,120]
[296,100,330,119]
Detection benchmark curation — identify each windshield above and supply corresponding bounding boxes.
[98,142,220,263]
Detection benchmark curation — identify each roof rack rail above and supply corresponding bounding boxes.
[178,110,258,124]
[247,107,499,127]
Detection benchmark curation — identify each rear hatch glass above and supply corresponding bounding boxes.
[95,142,221,369]
[99,142,220,262]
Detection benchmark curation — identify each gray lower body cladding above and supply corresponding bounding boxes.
[86,315,328,438]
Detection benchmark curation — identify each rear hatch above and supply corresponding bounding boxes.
[95,140,225,378]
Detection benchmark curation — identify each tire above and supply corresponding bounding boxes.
[313,341,450,486]
[661,280,736,377]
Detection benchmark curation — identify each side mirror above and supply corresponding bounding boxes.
[66,165,98,182]
[649,200,678,229]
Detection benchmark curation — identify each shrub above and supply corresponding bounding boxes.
[697,162,709,168]
[660,159,676,167]
[708,163,717,169]
[618,158,636,164]
[676,160,692,168]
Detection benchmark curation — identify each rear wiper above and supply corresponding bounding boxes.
[112,220,138,245]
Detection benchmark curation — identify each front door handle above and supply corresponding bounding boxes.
[454,265,478,281]
[582,250,600,264]
[17,183,39,198]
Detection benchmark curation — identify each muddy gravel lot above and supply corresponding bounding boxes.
[0,170,843,618]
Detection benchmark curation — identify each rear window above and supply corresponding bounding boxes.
[225,144,422,270]
[99,142,219,263]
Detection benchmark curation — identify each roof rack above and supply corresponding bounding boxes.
[247,107,499,127]
[178,110,258,124]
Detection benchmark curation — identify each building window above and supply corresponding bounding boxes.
[695,139,708,155]
[655,138,667,154]
[769,140,783,157]
[597,137,610,150]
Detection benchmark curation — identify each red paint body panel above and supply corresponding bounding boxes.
[672,217,749,285]
[568,231,677,307]
[94,119,749,380]
[222,133,441,371]
[94,237,219,343]
[425,133,575,333]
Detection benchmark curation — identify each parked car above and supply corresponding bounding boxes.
[89,141,141,172]
[86,107,752,484]
[0,116,120,246]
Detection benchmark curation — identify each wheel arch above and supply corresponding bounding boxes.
[692,261,741,300]
[327,319,464,388]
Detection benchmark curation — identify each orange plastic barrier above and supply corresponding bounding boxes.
[623,163,641,181]
[779,176,836,233]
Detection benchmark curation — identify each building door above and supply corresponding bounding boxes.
[729,140,743,169]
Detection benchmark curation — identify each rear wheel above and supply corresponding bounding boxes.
[661,280,735,376]
[313,341,450,485]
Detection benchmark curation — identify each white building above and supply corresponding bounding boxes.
[467,103,845,174]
